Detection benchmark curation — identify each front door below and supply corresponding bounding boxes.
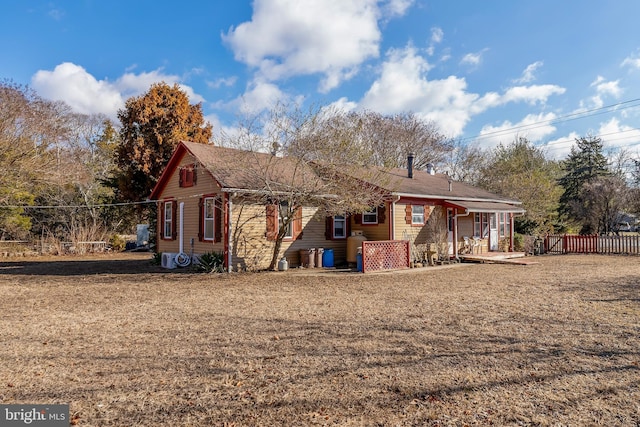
[489,213,498,251]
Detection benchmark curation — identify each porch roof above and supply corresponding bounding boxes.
[444,200,526,214]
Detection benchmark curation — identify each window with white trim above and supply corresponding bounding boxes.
[203,197,215,240]
[412,205,425,225]
[362,207,378,224]
[163,201,173,238]
[333,215,346,238]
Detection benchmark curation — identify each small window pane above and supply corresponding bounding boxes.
[204,198,215,240]
[412,205,424,224]
[363,207,378,224]
[334,215,346,238]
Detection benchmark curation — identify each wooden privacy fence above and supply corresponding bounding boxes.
[361,240,410,273]
[545,234,640,255]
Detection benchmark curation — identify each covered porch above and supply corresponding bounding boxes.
[445,200,526,256]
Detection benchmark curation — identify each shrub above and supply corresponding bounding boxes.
[150,252,162,266]
[109,234,126,252]
[194,251,225,273]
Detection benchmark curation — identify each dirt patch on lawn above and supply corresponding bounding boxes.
[0,253,638,426]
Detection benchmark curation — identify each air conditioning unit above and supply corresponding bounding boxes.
[161,252,177,269]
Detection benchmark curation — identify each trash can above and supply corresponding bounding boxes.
[308,248,316,268]
[299,249,315,268]
[322,248,334,268]
[315,247,324,268]
[356,252,363,272]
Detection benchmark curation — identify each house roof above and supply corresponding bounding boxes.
[150,141,324,200]
[444,200,526,214]
[150,141,524,214]
[358,167,523,206]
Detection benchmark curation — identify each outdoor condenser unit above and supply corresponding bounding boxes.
[161,252,177,269]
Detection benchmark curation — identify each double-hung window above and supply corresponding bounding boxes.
[411,205,425,225]
[163,201,173,239]
[203,197,215,240]
[333,215,346,238]
[362,207,378,224]
[279,201,293,239]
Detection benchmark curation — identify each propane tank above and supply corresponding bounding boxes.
[278,257,288,271]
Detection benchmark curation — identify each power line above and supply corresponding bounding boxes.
[462,97,640,143]
[1,200,156,210]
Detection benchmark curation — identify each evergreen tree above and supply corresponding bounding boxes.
[558,135,610,233]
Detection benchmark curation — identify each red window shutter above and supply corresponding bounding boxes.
[293,206,303,240]
[214,196,223,243]
[377,204,386,223]
[354,213,362,224]
[266,204,277,241]
[405,204,412,224]
[178,168,184,187]
[159,202,165,239]
[171,201,178,240]
[198,198,204,241]
[325,216,334,240]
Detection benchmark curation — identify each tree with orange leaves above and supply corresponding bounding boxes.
[114,82,212,202]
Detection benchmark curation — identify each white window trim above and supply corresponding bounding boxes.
[411,205,425,225]
[203,197,215,241]
[362,207,378,224]
[163,202,173,238]
[333,215,346,239]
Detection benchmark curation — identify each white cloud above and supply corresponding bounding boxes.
[31,62,204,120]
[543,132,581,160]
[223,0,384,93]
[514,61,543,84]
[590,75,622,98]
[621,50,640,70]
[32,63,124,118]
[382,0,414,17]
[426,27,443,56]
[360,45,475,136]
[326,97,358,113]
[476,113,558,149]
[358,45,566,137]
[597,117,640,151]
[207,76,238,89]
[460,49,488,67]
[228,80,290,115]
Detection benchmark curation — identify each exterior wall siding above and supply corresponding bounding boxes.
[155,152,225,257]
[230,204,349,270]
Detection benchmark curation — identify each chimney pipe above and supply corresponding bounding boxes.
[407,152,414,179]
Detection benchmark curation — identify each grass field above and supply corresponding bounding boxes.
[0,253,638,426]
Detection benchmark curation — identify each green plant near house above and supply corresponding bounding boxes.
[513,233,524,252]
[150,252,162,266]
[194,251,225,273]
[109,234,126,252]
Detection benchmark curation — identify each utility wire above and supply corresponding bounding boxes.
[461,97,640,143]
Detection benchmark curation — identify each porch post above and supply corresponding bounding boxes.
[509,212,514,252]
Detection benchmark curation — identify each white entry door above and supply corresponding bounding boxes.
[489,213,498,251]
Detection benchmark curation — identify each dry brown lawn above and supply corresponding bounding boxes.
[0,253,638,426]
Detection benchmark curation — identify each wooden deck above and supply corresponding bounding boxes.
[459,252,539,265]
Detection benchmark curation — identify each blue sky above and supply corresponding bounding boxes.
[2,0,640,159]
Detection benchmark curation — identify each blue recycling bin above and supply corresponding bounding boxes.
[322,248,334,268]
[356,253,363,272]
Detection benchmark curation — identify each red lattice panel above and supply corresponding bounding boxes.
[362,240,410,273]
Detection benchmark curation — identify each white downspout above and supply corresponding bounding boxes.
[175,202,191,267]
[179,202,184,254]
